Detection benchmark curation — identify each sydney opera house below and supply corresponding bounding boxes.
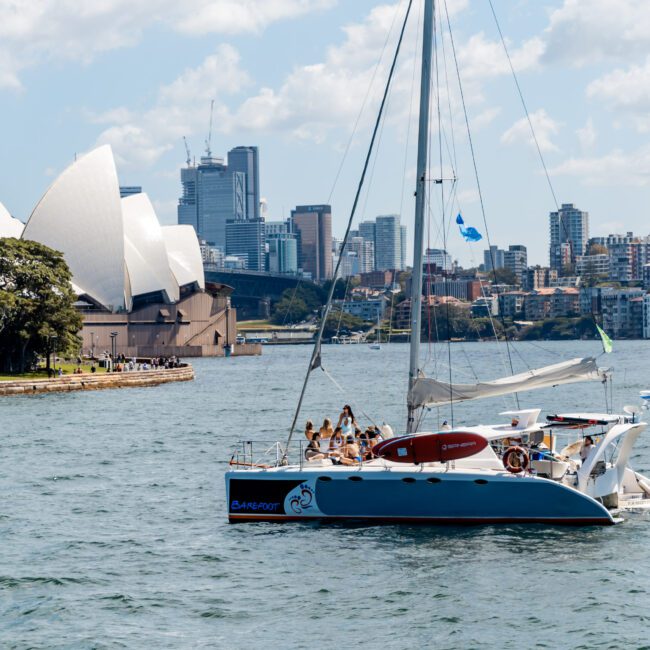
[0,145,244,357]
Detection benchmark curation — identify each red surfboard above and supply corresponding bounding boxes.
[372,431,487,464]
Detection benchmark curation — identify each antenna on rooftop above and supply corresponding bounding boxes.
[183,136,191,167]
[205,99,214,158]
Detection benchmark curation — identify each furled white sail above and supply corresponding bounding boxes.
[409,357,606,409]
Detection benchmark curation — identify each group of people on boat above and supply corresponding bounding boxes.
[303,404,384,464]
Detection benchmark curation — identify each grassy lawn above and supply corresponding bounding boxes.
[0,361,108,382]
[237,320,293,331]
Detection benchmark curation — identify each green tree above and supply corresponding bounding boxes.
[488,267,519,285]
[269,283,326,324]
[270,296,310,324]
[0,238,83,373]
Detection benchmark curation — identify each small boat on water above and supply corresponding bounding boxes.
[225,0,650,526]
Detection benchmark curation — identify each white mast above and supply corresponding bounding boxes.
[407,0,434,433]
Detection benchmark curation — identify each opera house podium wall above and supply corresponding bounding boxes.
[79,289,259,358]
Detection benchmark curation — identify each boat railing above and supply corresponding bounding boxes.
[228,439,370,471]
[228,439,313,470]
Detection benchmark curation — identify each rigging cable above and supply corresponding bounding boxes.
[488,0,595,348]
[443,0,519,409]
[283,0,415,459]
[434,3,454,426]
[487,0,559,212]
[326,0,407,205]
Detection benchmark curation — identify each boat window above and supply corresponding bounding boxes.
[474,479,488,485]
[348,476,363,481]
[426,477,442,484]
[318,476,332,482]
[401,477,416,483]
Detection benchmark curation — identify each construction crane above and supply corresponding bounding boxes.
[183,136,191,167]
[204,99,214,158]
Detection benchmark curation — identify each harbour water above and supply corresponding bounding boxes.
[2,341,649,648]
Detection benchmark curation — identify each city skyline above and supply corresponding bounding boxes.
[3,2,650,267]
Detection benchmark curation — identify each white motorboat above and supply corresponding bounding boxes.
[225,0,650,526]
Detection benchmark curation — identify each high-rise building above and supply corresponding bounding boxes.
[265,219,291,236]
[375,214,402,271]
[400,224,407,270]
[227,146,260,221]
[503,245,527,283]
[291,204,332,281]
[267,233,298,274]
[339,236,374,277]
[423,248,452,272]
[119,186,142,199]
[178,155,246,250]
[549,203,589,273]
[483,245,505,272]
[225,219,265,271]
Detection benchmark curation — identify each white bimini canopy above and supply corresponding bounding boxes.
[409,357,606,409]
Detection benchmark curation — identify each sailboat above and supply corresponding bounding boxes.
[225,0,650,525]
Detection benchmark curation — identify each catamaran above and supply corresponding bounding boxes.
[225,0,650,525]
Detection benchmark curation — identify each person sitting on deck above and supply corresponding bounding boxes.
[304,420,315,441]
[357,428,373,456]
[319,418,334,442]
[339,435,362,466]
[304,433,326,462]
[328,426,344,460]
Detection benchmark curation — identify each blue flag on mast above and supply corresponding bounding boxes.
[456,213,482,242]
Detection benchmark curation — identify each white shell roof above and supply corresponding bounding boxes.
[22,145,128,312]
[162,225,205,290]
[0,202,24,238]
[122,193,179,304]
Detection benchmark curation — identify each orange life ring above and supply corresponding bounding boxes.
[503,446,529,474]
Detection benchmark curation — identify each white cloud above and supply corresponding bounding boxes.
[543,0,650,66]
[550,144,650,187]
[576,117,596,150]
[586,58,650,131]
[177,0,336,36]
[95,45,250,167]
[501,109,561,153]
[0,0,335,90]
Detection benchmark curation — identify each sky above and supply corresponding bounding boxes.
[1,0,650,267]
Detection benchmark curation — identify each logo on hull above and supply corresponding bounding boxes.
[284,481,322,516]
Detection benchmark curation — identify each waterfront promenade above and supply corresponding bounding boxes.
[0,365,194,396]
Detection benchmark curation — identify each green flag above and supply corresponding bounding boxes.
[596,324,613,354]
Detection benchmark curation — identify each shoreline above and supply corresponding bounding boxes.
[0,365,194,396]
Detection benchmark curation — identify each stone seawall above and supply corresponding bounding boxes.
[0,366,194,396]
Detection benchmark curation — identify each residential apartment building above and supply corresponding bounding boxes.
[601,289,646,338]
[524,288,579,321]
[483,245,505,272]
[393,296,467,330]
[549,203,589,273]
[523,266,558,291]
[375,214,404,271]
[424,248,452,272]
[576,254,609,278]
[332,297,388,321]
[643,294,650,339]
[498,291,526,318]
[503,245,527,283]
[359,270,396,289]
